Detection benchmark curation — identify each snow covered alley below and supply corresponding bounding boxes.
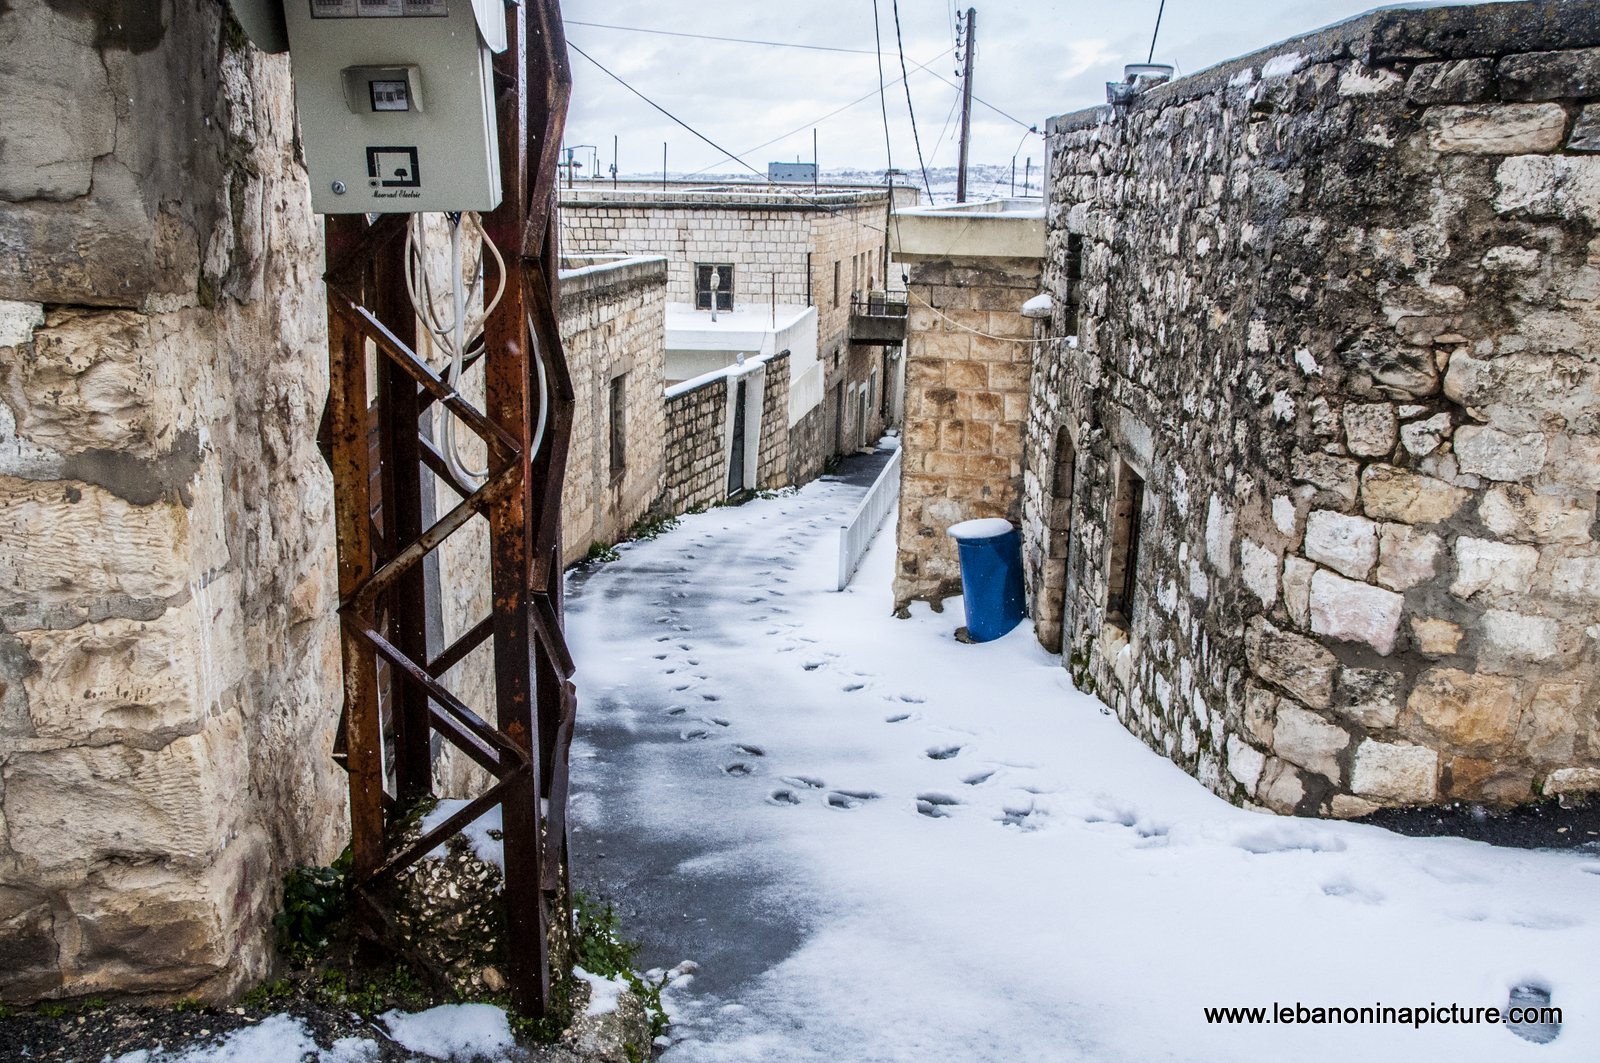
[566,460,1600,1063]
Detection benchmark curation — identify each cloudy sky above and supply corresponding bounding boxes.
[558,0,1514,182]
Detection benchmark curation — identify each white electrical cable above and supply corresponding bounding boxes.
[401,212,508,490]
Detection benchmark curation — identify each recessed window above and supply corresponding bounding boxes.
[1106,459,1145,627]
[1064,234,1084,336]
[608,374,626,478]
[695,263,734,311]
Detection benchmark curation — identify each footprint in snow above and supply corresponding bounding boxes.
[767,789,802,806]
[780,775,826,790]
[827,790,880,810]
[916,793,961,819]
[680,729,709,741]
[722,762,754,777]
[653,654,668,661]
[701,716,729,727]
[926,744,962,761]
[701,693,721,702]
[662,707,688,717]
[1321,879,1383,905]
[897,695,926,704]
[999,802,1037,829]
[885,713,914,724]
[1235,827,1347,855]
[842,683,865,693]
[734,744,765,757]
[802,661,826,671]
[1506,984,1562,1044]
[962,769,997,786]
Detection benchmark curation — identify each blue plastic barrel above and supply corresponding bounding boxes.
[946,518,1026,642]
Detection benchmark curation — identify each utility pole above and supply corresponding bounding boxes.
[955,6,976,203]
[611,134,618,188]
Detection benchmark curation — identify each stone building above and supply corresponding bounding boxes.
[557,254,669,564]
[0,2,346,1001]
[888,200,1045,611]
[559,182,917,483]
[896,1,1600,816]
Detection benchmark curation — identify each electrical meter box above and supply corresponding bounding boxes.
[230,0,507,214]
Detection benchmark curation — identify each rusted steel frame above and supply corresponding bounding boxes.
[414,344,487,414]
[325,214,409,289]
[418,435,474,501]
[326,294,521,459]
[352,621,527,770]
[326,214,388,880]
[369,767,528,886]
[425,704,503,778]
[375,235,434,805]
[350,465,515,613]
[528,595,575,679]
[523,263,574,562]
[427,614,495,678]
[475,0,561,1016]
[538,681,577,891]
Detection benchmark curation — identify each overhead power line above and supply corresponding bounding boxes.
[683,48,953,179]
[566,20,880,56]
[891,0,934,201]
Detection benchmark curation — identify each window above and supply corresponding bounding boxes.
[832,260,841,307]
[852,253,860,297]
[1064,234,1084,336]
[608,374,626,478]
[1105,460,1145,626]
[695,263,734,311]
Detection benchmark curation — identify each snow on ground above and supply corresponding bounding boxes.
[380,1004,515,1060]
[108,1015,378,1063]
[565,460,1600,1062]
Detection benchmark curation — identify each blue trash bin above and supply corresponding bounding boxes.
[946,518,1026,642]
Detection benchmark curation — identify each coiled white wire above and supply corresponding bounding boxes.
[403,212,507,488]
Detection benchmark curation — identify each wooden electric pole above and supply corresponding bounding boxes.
[955,6,976,203]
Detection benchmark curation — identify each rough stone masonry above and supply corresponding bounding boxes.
[1028,1,1600,816]
[0,2,346,1002]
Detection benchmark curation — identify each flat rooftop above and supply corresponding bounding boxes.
[560,180,912,211]
[666,303,815,347]
[890,198,1047,262]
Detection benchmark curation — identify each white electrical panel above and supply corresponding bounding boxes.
[266,0,506,214]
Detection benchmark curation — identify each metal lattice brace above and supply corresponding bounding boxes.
[320,1,576,1017]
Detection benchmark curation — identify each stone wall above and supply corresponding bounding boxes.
[1034,0,1600,815]
[0,2,345,1002]
[663,375,729,514]
[661,352,791,512]
[558,255,668,563]
[892,259,1039,610]
[757,352,792,488]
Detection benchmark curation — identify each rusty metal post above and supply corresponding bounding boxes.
[319,0,576,1018]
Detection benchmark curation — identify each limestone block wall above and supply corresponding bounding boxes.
[757,352,792,488]
[893,259,1039,611]
[0,3,344,1001]
[663,375,729,513]
[558,256,668,562]
[1035,0,1600,815]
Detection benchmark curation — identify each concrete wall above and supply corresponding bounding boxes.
[1033,0,1600,815]
[0,1,345,1002]
[559,255,668,563]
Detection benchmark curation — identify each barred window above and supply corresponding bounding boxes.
[696,263,734,310]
